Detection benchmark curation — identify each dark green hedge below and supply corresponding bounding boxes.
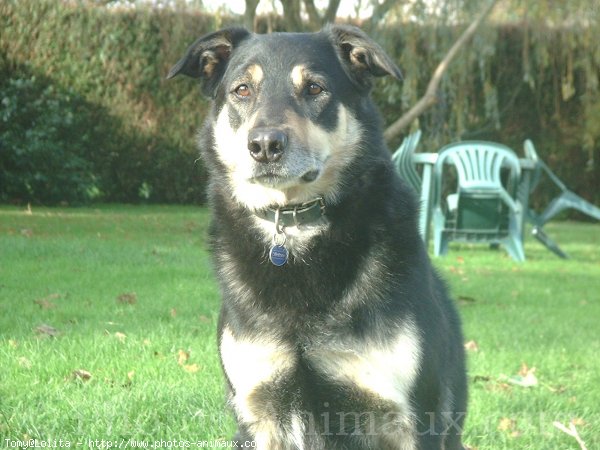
[1,1,216,204]
[1,1,599,209]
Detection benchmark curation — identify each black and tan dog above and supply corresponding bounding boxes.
[168,25,467,450]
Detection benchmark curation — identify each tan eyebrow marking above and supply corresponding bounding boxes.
[291,65,306,90]
[247,64,264,84]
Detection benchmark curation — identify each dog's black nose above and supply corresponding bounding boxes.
[248,128,287,163]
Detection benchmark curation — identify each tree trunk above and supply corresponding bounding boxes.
[383,0,500,144]
[244,0,260,31]
[323,0,341,24]
[280,0,304,31]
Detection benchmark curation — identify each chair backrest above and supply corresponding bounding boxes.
[391,129,422,193]
[434,141,522,230]
[436,141,521,193]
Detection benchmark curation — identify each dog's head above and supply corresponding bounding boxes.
[168,25,401,210]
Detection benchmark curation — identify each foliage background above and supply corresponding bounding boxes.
[1,0,599,208]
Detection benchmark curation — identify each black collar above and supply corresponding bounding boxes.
[255,197,326,228]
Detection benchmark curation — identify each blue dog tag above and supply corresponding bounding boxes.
[269,244,288,266]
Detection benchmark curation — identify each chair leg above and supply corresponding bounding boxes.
[433,210,447,257]
[531,226,568,259]
[539,191,600,225]
[501,234,525,262]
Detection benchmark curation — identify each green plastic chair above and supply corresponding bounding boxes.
[524,140,600,258]
[432,141,525,262]
[391,129,422,194]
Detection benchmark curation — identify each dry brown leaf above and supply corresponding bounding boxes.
[170,308,177,318]
[545,384,567,394]
[34,299,56,310]
[518,362,534,377]
[464,340,479,352]
[114,332,127,342]
[183,363,200,373]
[498,417,516,432]
[35,323,60,337]
[72,369,92,381]
[498,417,522,438]
[117,292,137,305]
[177,349,190,365]
[8,339,18,348]
[495,382,513,392]
[571,418,587,427]
[34,294,60,310]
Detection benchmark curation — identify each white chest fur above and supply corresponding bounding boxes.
[219,321,421,449]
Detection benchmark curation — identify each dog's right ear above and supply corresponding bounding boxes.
[167,27,251,96]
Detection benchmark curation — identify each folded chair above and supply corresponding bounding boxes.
[432,141,525,262]
[524,139,600,258]
[391,129,422,193]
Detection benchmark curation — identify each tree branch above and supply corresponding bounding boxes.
[383,0,500,144]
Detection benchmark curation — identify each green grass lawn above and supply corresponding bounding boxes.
[1,204,599,449]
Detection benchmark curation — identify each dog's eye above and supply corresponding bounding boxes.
[306,82,323,96]
[234,84,251,98]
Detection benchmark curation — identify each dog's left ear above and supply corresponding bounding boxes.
[326,25,402,87]
[167,27,251,96]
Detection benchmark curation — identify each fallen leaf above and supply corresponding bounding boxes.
[34,293,60,310]
[117,292,137,305]
[127,371,135,381]
[177,349,190,365]
[20,228,33,237]
[498,417,516,432]
[571,417,586,427]
[114,332,127,342]
[72,369,92,381]
[495,382,513,392]
[449,266,465,276]
[170,308,177,318]
[35,324,60,337]
[498,417,521,437]
[518,362,534,377]
[183,363,200,373]
[545,384,567,394]
[8,339,18,348]
[464,340,479,352]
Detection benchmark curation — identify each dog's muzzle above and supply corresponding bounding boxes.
[247,127,322,187]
